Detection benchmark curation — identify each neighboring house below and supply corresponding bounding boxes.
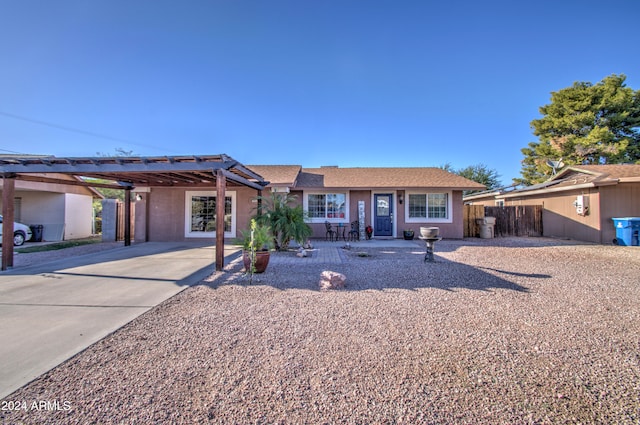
[248,165,484,239]
[0,172,101,241]
[464,164,640,244]
[0,173,101,241]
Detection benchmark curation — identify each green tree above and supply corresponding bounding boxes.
[439,163,502,194]
[456,164,501,194]
[520,74,640,184]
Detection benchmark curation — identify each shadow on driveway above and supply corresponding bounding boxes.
[0,242,240,399]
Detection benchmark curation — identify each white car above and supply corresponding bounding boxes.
[0,215,33,246]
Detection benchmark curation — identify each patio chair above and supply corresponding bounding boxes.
[325,221,337,242]
[348,220,359,241]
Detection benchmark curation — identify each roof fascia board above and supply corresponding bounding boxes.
[552,166,603,180]
[295,185,476,191]
[497,182,597,198]
[463,191,502,201]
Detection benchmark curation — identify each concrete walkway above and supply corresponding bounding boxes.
[270,238,424,265]
[0,242,239,399]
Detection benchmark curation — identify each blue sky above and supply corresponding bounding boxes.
[1,0,638,184]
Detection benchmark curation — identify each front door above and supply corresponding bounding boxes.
[374,194,393,236]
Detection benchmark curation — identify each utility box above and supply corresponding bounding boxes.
[612,217,640,246]
[574,195,589,216]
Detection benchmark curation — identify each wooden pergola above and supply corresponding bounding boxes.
[0,154,268,271]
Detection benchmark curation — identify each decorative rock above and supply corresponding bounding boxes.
[319,271,346,291]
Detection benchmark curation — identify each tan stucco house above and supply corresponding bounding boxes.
[464,164,640,244]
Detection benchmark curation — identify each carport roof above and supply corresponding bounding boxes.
[0,154,268,190]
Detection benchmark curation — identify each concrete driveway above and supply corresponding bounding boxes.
[0,242,240,399]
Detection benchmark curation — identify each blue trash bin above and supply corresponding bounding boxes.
[612,217,640,246]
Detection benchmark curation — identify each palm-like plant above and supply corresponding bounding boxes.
[254,192,312,250]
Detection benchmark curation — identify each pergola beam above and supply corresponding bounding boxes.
[215,169,226,271]
[220,169,268,191]
[0,160,237,174]
[16,174,131,190]
[0,154,268,272]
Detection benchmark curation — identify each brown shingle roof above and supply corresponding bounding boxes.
[499,164,640,198]
[246,165,302,186]
[560,164,640,181]
[296,167,485,190]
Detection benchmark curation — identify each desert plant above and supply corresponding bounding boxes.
[240,219,273,283]
[240,219,272,252]
[254,192,312,250]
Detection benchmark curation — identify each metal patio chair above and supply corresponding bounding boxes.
[348,220,359,241]
[325,221,337,241]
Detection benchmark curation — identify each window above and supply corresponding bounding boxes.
[304,192,347,221]
[427,193,447,218]
[185,191,236,237]
[406,192,451,222]
[408,194,426,218]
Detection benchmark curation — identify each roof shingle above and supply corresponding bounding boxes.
[246,165,302,186]
[558,164,640,181]
[295,167,484,190]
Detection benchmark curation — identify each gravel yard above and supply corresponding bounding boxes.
[2,238,639,424]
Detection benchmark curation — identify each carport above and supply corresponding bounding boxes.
[0,154,268,271]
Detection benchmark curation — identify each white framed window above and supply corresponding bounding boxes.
[185,191,236,238]
[405,191,452,223]
[303,191,348,222]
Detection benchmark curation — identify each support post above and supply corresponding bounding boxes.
[2,174,16,270]
[257,189,263,217]
[124,187,131,246]
[215,169,226,271]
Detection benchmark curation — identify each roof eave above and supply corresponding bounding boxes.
[498,182,597,198]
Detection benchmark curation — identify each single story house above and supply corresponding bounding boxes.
[1,155,484,245]
[247,165,485,239]
[130,165,483,242]
[464,164,640,244]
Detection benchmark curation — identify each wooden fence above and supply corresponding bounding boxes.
[463,205,484,237]
[464,205,543,237]
[116,201,135,242]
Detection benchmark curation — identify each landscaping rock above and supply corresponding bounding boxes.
[319,270,346,291]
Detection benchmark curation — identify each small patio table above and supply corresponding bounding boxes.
[334,223,347,241]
